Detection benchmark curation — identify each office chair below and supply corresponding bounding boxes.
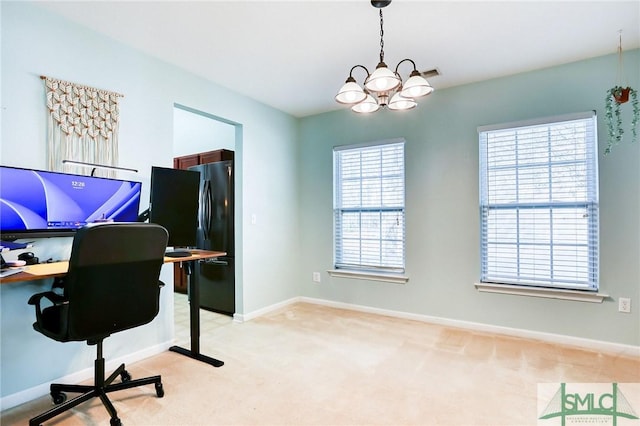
[27,222,169,426]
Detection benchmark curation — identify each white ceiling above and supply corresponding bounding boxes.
[35,1,640,118]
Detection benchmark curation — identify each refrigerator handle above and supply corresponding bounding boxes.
[227,166,233,215]
[207,179,214,233]
[203,179,212,236]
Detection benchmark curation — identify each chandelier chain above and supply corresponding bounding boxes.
[379,9,385,63]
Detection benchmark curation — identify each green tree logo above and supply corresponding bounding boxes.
[539,383,638,425]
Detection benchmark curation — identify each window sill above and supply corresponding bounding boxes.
[474,282,608,303]
[328,269,409,284]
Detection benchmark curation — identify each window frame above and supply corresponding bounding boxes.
[332,138,406,276]
[477,111,599,292]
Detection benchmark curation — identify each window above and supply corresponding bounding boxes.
[333,140,405,274]
[478,112,599,291]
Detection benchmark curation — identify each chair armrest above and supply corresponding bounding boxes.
[28,291,68,323]
[28,291,67,306]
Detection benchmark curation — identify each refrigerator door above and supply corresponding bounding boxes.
[189,160,235,315]
[193,161,234,256]
[197,256,235,315]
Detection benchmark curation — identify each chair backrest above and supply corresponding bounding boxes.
[63,222,168,341]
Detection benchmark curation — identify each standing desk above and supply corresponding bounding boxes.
[1,249,225,367]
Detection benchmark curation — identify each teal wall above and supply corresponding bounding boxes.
[298,50,640,346]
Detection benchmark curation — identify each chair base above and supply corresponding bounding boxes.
[29,347,163,426]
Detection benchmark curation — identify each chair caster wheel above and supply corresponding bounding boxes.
[155,382,164,398]
[120,370,131,382]
[110,417,122,426]
[51,392,67,405]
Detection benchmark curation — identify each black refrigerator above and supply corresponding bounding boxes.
[189,160,235,315]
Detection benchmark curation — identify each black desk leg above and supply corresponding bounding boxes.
[169,260,224,367]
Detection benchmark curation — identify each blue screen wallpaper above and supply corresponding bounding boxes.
[0,166,142,232]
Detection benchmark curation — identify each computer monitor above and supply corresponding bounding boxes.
[0,165,142,240]
[147,166,200,257]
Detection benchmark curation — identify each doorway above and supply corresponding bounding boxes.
[172,105,240,340]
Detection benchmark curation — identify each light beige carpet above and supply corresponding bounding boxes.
[2,301,639,425]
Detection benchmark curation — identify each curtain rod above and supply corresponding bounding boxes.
[40,75,124,98]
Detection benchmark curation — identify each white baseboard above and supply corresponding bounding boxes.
[0,341,173,411]
[233,297,297,322]
[242,296,640,359]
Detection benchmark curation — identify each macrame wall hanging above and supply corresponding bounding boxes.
[42,76,123,176]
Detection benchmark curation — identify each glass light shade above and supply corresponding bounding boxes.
[400,74,434,98]
[388,92,417,111]
[351,94,380,113]
[364,63,401,93]
[335,80,367,104]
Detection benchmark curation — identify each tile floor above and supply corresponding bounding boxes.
[172,291,233,347]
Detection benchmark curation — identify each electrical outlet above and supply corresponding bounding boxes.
[618,297,631,313]
[312,272,321,283]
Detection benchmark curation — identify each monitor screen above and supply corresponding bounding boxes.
[148,166,200,252]
[0,165,143,239]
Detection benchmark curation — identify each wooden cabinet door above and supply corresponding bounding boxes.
[199,149,234,164]
[173,263,188,294]
[174,149,234,170]
[199,151,222,164]
[173,154,200,170]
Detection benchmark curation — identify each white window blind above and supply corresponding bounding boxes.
[333,140,405,273]
[478,112,599,290]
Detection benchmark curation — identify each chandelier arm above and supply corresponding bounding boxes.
[349,64,371,80]
[395,58,418,74]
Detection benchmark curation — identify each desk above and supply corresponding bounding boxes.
[0,261,69,283]
[1,249,225,367]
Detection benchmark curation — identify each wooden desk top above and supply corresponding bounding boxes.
[0,249,225,284]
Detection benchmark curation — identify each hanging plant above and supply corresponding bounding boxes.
[604,31,639,155]
[604,86,639,154]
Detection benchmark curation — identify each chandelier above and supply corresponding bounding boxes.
[335,0,435,113]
